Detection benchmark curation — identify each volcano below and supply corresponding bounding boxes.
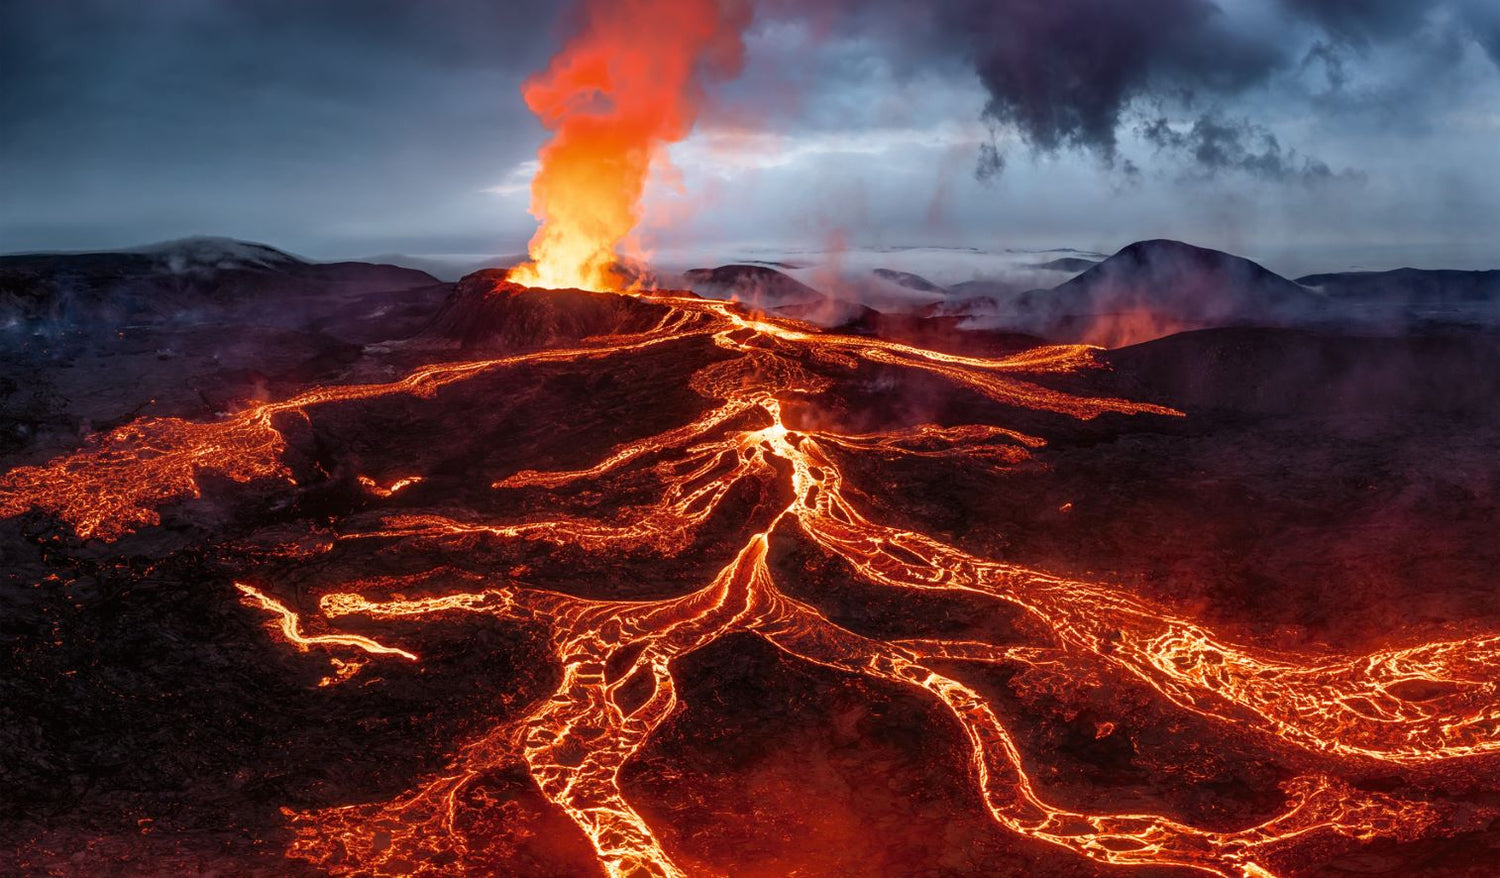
[3,252,1499,877]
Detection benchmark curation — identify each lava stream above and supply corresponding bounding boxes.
[3,285,1495,876]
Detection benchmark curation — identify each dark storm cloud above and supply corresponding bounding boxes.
[1464,2,1500,67]
[935,0,1280,161]
[1277,0,1433,43]
[1138,114,1346,183]
[813,0,1500,179]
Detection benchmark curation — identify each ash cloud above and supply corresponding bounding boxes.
[934,0,1279,162]
[832,0,1500,181]
[1138,114,1349,184]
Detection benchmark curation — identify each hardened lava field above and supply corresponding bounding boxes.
[4,278,1499,877]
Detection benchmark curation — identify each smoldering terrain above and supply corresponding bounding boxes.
[2,237,1498,875]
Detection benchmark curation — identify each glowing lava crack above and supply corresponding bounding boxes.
[3,284,1496,877]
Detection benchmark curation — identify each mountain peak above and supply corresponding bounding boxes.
[124,237,306,271]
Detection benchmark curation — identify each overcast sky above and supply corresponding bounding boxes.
[2,0,1497,274]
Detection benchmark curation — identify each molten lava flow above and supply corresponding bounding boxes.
[0,415,290,541]
[4,286,1498,876]
[506,0,751,291]
[0,328,698,540]
[236,584,418,662]
[357,474,423,498]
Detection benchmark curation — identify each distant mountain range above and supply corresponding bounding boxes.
[680,240,1498,346]
[929,241,1498,345]
[4,236,1495,348]
[1298,267,1500,303]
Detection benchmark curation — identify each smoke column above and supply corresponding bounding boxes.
[509,0,752,292]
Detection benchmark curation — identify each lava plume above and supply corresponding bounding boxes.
[4,281,1496,876]
[506,0,751,291]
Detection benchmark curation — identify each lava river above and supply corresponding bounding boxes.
[3,281,1497,877]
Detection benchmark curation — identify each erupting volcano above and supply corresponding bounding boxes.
[4,0,1500,876]
[507,0,750,292]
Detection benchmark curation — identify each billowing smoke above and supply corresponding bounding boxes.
[1137,115,1344,183]
[938,0,1278,162]
[812,0,1500,179]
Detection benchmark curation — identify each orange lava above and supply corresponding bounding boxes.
[235,583,418,662]
[506,0,751,291]
[3,289,1496,876]
[357,474,424,498]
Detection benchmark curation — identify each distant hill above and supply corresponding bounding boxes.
[0,237,440,328]
[360,253,526,282]
[682,264,825,309]
[872,268,947,294]
[930,240,1331,346]
[680,263,888,327]
[126,236,309,270]
[922,282,1028,319]
[923,241,1500,346]
[1038,239,1323,324]
[1033,257,1099,273]
[1298,268,1500,303]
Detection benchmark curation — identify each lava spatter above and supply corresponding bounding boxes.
[3,284,1496,876]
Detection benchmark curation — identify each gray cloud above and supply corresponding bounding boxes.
[939,0,1280,161]
[812,0,1500,180]
[1138,114,1352,184]
[1278,0,1433,43]
[1462,0,1500,66]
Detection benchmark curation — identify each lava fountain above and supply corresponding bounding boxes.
[507,0,752,291]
